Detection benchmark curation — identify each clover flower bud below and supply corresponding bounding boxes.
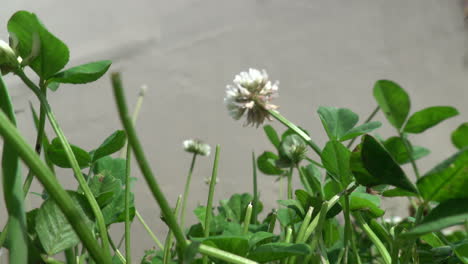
[224,68,279,127]
[183,139,211,156]
[0,40,19,74]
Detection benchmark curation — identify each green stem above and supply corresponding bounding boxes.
[111,72,187,251]
[65,248,76,264]
[198,244,258,264]
[15,69,111,254]
[0,74,27,263]
[347,106,379,149]
[398,131,420,179]
[0,110,110,263]
[181,153,197,229]
[108,233,126,264]
[163,196,182,264]
[251,152,259,224]
[203,145,220,264]
[242,203,253,235]
[295,206,313,243]
[136,210,164,249]
[287,167,293,200]
[354,212,391,264]
[342,194,352,264]
[22,81,47,196]
[124,143,132,264]
[268,109,322,157]
[120,85,147,158]
[267,210,277,233]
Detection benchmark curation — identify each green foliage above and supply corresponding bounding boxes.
[373,80,411,129]
[452,122,468,149]
[47,138,91,168]
[49,60,112,85]
[384,136,430,164]
[318,106,381,141]
[360,135,417,193]
[35,191,94,255]
[8,11,69,79]
[405,199,468,236]
[1,9,468,264]
[404,106,459,134]
[321,140,352,186]
[90,130,127,162]
[417,149,468,202]
[257,151,283,175]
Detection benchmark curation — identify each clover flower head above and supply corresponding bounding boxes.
[183,139,211,156]
[224,68,279,127]
[383,216,402,224]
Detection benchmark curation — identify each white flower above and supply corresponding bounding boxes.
[383,216,402,224]
[225,68,279,127]
[183,139,211,156]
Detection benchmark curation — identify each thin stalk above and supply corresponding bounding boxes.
[347,106,379,148]
[279,175,284,200]
[108,233,126,264]
[251,152,259,224]
[281,227,293,264]
[342,194,352,264]
[304,202,329,264]
[15,69,111,254]
[0,74,27,263]
[305,156,324,168]
[124,143,132,264]
[303,183,357,241]
[163,196,182,264]
[181,153,197,229]
[398,131,420,179]
[267,109,322,157]
[111,72,187,250]
[22,81,47,196]
[267,210,277,233]
[295,207,313,243]
[203,145,221,264]
[64,248,76,264]
[120,85,147,158]
[354,212,391,264]
[0,110,110,263]
[198,244,258,264]
[287,167,293,200]
[242,203,253,235]
[136,210,164,249]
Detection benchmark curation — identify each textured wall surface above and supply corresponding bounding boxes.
[1,0,467,261]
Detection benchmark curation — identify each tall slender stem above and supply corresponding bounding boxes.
[15,69,111,254]
[354,212,391,264]
[181,153,197,229]
[111,72,187,251]
[0,110,110,263]
[267,109,322,157]
[203,145,220,264]
[251,152,259,224]
[342,194,352,264]
[136,210,164,249]
[287,167,293,200]
[124,143,132,263]
[398,131,420,179]
[347,106,379,148]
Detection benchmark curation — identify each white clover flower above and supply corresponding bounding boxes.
[225,68,279,127]
[383,216,402,224]
[183,139,211,156]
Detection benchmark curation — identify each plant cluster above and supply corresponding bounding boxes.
[0,10,467,264]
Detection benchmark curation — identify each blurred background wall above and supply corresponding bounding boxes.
[1,0,467,261]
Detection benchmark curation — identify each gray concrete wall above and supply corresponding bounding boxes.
[1,0,467,261]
